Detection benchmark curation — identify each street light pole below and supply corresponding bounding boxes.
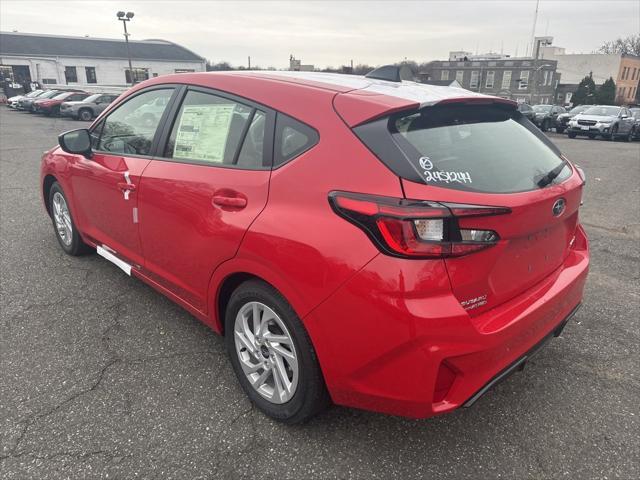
[117,11,135,85]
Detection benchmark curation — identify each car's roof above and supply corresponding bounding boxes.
[132,70,517,127]
[223,70,492,107]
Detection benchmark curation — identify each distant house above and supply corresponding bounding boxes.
[419,54,560,105]
[540,45,640,105]
[0,31,206,93]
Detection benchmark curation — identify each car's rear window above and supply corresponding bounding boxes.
[388,104,570,193]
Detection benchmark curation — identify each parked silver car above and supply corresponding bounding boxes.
[59,93,119,121]
[567,105,635,141]
[7,89,45,109]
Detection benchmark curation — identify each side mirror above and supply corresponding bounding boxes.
[621,114,629,119]
[58,129,92,159]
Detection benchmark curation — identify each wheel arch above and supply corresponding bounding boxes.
[42,174,58,217]
[208,260,314,337]
[216,272,262,335]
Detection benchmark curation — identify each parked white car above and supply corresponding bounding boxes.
[6,89,44,108]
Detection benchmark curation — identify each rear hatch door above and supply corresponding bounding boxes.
[355,101,585,315]
[402,178,583,315]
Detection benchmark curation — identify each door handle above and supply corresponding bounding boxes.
[212,195,247,209]
[117,182,136,191]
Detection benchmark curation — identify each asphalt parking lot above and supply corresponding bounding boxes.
[1,107,638,480]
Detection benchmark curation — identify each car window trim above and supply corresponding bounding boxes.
[88,84,181,159]
[153,84,275,171]
[232,108,257,165]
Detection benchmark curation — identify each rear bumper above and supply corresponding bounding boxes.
[306,225,589,419]
[462,302,580,407]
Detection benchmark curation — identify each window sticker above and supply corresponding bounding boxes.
[418,156,473,184]
[173,104,235,162]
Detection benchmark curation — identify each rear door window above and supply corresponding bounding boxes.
[162,90,267,169]
[388,104,570,193]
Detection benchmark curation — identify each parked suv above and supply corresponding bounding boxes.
[567,105,635,141]
[60,93,120,121]
[555,105,589,133]
[532,104,566,132]
[42,71,589,423]
[33,91,90,116]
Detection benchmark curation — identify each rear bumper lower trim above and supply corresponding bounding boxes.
[462,302,582,408]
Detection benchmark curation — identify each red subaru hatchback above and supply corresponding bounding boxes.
[41,70,589,423]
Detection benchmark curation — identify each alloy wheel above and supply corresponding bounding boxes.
[52,192,73,246]
[233,301,299,404]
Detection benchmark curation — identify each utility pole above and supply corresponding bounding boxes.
[528,0,540,57]
[248,56,251,69]
[117,11,135,85]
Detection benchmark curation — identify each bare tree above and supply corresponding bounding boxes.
[598,34,640,56]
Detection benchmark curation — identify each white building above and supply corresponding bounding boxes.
[449,51,509,62]
[0,32,206,91]
[540,45,640,104]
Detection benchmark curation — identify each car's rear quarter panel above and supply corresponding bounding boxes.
[205,78,406,332]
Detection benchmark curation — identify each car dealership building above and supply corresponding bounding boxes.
[0,31,206,95]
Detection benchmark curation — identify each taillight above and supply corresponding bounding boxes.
[329,191,510,259]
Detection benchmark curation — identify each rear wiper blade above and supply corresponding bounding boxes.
[537,162,568,188]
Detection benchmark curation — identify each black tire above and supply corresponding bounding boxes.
[541,120,549,132]
[588,134,597,139]
[556,126,565,134]
[78,108,93,122]
[622,129,632,142]
[608,125,618,141]
[224,280,330,424]
[48,182,91,256]
[568,131,577,139]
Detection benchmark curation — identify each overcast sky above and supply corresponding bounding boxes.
[1,0,638,68]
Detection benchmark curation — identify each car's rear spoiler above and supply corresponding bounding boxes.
[334,91,517,128]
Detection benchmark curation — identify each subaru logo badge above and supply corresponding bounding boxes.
[419,156,433,170]
[552,198,566,217]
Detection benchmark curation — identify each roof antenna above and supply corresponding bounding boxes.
[365,64,415,82]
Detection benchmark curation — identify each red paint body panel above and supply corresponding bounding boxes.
[137,161,271,313]
[41,72,590,419]
[305,225,588,418]
[333,91,417,126]
[69,153,149,267]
